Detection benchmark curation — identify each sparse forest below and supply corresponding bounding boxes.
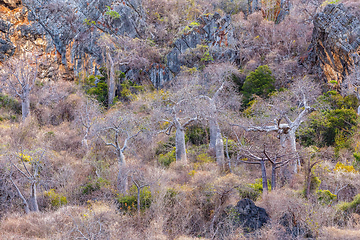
[0,0,360,239]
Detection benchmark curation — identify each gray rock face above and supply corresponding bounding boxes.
[150,12,237,88]
[303,4,360,84]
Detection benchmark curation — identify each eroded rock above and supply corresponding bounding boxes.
[304,4,360,85]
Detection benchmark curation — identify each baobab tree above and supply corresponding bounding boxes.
[1,52,40,121]
[194,63,240,171]
[156,96,199,164]
[100,110,143,193]
[8,151,45,214]
[76,96,102,150]
[232,78,320,174]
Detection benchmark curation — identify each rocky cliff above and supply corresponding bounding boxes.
[304,4,360,85]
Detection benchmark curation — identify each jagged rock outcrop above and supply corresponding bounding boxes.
[150,13,237,88]
[303,4,360,85]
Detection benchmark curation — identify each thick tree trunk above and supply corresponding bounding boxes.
[137,187,141,215]
[29,182,39,212]
[21,86,31,122]
[260,160,268,192]
[175,127,187,164]
[107,53,116,107]
[289,130,300,173]
[209,118,225,170]
[117,151,128,194]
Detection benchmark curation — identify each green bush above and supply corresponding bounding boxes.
[0,94,21,112]
[316,189,337,205]
[338,194,360,213]
[117,185,152,212]
[119,79,144,102]
[44,189,68,208]
[81,177,110,194]
[238,178,270,201]
[158,147,176,167]
[241,65,276,106]
[83,73,108,106]
[185,124,209,146]
[299,92,357,148]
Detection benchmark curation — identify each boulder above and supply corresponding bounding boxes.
[303,4,360,85]
[231,198,270,232]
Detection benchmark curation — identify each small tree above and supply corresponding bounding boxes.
[76,96,102,150]
[99,110,143,193]
[1,52,40,121]
[241,65,275,106]
[8,150,45,214]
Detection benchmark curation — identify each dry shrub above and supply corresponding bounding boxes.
[320,226,360,240]
[258,188,337,238]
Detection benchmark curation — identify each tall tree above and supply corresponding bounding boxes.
[100,110,143,193]
[1,52,40,121]
[233,78,320,174]
[194,63,240,171]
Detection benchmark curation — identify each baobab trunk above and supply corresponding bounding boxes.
[107,53,116,107]
[29,182,39,212]
[21,86,31,122]
[175,126,187,164]
[260,160,268,192]
[209,118,225,171]
[117,151,128,194]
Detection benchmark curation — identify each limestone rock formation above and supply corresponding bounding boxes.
[150,13,237,88]
[304,4,360,85]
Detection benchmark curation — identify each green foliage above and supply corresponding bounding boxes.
[316,190,337,205]
[44,189,67,208]
[117,185,152,212]
[353,152,360,170]
[299,92,357,148]
[158,147,176,167]
[0,93,21,117]
[164,188,178,207]
[105,6,120,19]
[241,65,276,106]
[337,194,360,212]
[185,124,209,146]
[83,18,96,26]
[82,177,110,194]
[83,72,108,106]
[119,79,144,102]
[237,178,270,201]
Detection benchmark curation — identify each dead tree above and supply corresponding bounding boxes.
[8,151,45,214]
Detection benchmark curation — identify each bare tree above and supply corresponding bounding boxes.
[100,111,143,193]
[1,52,40,121]
[157,97,199,164]
[8,150,45,214]
[232,78,320,174]
[195,64,240,171]
[76,96,102,150]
